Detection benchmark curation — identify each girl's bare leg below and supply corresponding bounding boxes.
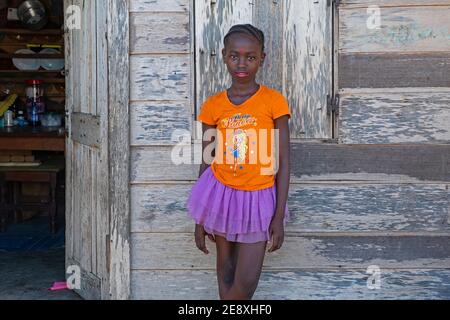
[222,240,267,300]
[215,235,238,299]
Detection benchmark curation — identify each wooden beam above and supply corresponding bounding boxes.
[107,0,131,300]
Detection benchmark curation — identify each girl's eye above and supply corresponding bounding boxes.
[230,55,238,60]
[248,57,256,61]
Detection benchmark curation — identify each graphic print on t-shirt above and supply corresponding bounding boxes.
[220,113,258,176]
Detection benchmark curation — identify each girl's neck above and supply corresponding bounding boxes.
[229,81,260,95]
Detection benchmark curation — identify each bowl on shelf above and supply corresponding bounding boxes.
[39,48,64,71]
[17,0,48,31]
[40,112,62,127]
[12,48,40,70]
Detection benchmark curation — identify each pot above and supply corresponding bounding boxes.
[17,0,48,30]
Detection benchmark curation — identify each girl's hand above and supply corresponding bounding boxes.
[194,224,215,254]
[268,216,284,253]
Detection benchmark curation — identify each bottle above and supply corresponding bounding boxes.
[25,79,45,122]
[30,101,39,126]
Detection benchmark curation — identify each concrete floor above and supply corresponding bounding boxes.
[0,248,81,300]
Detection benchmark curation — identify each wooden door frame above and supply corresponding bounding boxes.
[106,0,131,300]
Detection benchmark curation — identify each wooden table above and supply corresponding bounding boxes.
[0,126,65,152]
[0,157,65,233]
[0,126,66,233]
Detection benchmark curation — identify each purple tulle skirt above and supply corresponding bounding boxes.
[186,166,289,243]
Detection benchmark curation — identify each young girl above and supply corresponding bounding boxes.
[186,24,291,300]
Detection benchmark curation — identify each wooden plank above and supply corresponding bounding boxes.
[131,143,450,182]
[339,53,450,88]
[339,6,450,53]
[63,0,73,263]
[0,137,65,151]
[195,0,253,108]
[131,233,450,270]
[131,183,450,233]
[131,269,450,299]
[130,13,189,54]
[96,0,110,299]
[108,0,131,300]
[339,91,450,144]
[130,0,188,12]
[80,144,92,274]
[253,0,283,92]
[130,55,190,101]
[130,146,198,182]
[71,112,101,148]
[341,0,450,8]
[72,142,81,267]
[130,101,191,146]
[290,143,450,182]
[284,0,332,139]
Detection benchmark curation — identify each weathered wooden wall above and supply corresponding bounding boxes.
[128,0,450,299]
[195,0,332,139]
[333,0,450,299]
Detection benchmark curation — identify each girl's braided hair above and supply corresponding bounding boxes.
[223,24,265,52]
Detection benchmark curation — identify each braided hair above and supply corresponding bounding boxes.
[223,24,265,52]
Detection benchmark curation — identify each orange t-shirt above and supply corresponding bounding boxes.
[197,85,291,191]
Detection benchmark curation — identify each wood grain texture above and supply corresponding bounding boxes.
[339,53,450,88]
[339,91,450,144]
[284,0,332,139]
[130,13,189,54]
[95,0,110,299]
[131,183,450,233]
[131,233,450,270]
[64,0,73,263]
[131,269,450,299]
[253,0,283,92]
[130,55,190,101]
[290,143,450,182]
[130,146,198,182]
[130,0,188,12]
[130,101,191,146]
[108,0,131,300]
[339,6,450,53]
[341,0,450,8]
[131,142,450,182]
[195,0,253,108]
[64,0,116,300]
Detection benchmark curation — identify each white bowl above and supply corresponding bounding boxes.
[12,49,40,71]
[39,48,65,71]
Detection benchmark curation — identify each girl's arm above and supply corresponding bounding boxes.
[268,115,290,253]
[195,123,218,255]
[274,115,290,218]
[199,123,217,178]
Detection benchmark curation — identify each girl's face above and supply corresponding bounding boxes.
[222,33,266,83]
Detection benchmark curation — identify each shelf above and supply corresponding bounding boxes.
[0,70,65,84]
[0,70,63,74]
[0,53,64,59]
[0,28,63,36]
[0,77,65,84]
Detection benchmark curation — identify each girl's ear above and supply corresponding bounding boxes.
[260,52,266,66]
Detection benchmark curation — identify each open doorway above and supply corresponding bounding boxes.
[0,0,79,299]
